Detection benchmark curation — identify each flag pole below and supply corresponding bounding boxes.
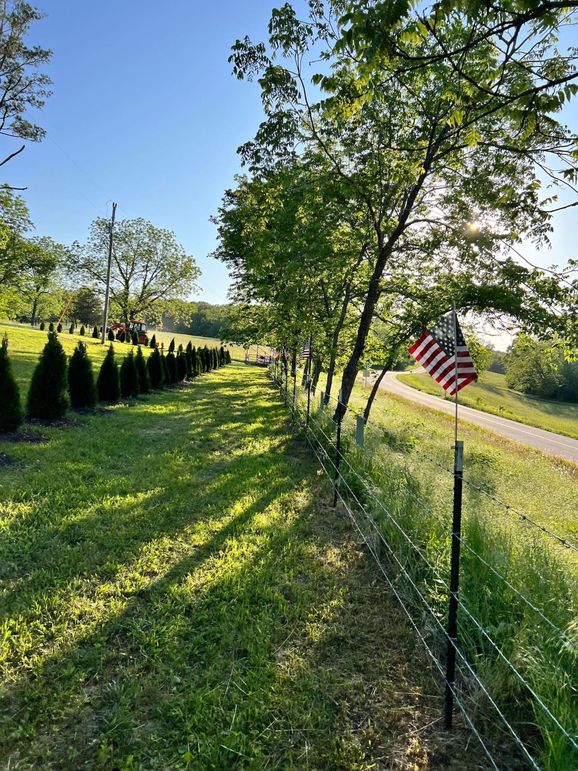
[445,303,464,730]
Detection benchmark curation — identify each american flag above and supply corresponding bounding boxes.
[408,311,477,396]
[299,341,311,360]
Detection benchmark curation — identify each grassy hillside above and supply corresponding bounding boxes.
[0,330,475,769]
[398,369,578,440]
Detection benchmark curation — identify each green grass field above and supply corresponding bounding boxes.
[0,327,480,769]
[398,370,578,440]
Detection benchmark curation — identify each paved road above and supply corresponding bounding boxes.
[378,371,578,464]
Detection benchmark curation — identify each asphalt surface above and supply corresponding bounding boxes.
[378,371,578,464]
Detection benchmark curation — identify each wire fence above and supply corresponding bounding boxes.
[269,367,578,770]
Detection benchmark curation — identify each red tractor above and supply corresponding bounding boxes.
[110,319,149,345]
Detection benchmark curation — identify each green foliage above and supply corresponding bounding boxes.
[27,333,68,420]
[166,351,177,384]
[146,347,164,389]
[149,333,156,349]
[48,322,54,332]
[96,345,120,403]
[39,321,44,331]
[0,335,22,432]
[68,323,74,334]
[74,217,200,324]
[79,325,85,336]
[119,351,139,398]
[505,335,578,402]
[56,323,62,333]
[161,352,170,384]
[67,342,96,409]
[176,350,187,382]
[168,337,175,353]
[135,346,150,393]
[131,330,138,345]
[108,329,115,341]
[191,346,199,376]
[92,325,99,339]
[70,287,102,326]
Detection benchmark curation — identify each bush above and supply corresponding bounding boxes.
[96,345,120,403]
[149,333,157,349]
[118,331,126,343]
[146,348,163,389]
[226,350,231,364]
[48,322,54,332]
[168,337,175,353]
[69,324,75,334]
[131,330,138,345]
[57,323,62,333]
[79,325,85,336]
[120,351,139,398]
[176,350,187,382]
[135,346,150,393]
[39,321,45,331]
[68,341,96,409]
[185,343,193,379]
[0,335,22,432]
[92,325,99,339]
[108,329,115,341]
[161,352,170,384]
[166,351,177,384]
[219,346,226,366]
[27,332,69,420]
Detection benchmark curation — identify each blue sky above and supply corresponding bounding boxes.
[2,1,577,310]
[2,0,297,303]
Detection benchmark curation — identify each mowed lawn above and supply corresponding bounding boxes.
[398,370,578,440]
[0,356,471,768]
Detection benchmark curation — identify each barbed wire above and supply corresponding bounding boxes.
[271,375,576,767]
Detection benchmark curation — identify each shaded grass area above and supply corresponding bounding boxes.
[398,370,578,440]
[0,364,477,769]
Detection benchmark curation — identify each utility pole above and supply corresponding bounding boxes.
[101,202,117,344]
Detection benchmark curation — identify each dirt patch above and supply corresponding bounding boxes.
[0,429,47,444]
[26,416,83,429]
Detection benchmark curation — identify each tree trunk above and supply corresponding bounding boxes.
[363,353,395,423]
[31,296,38,326]
[312,357,322,391]
[324,279,354,405]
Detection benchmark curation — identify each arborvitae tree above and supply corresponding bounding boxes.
[48,322,54,332]
[226,350,231,364]
[57,323,62,333]
[190,346,198,377]
[166,350,177,384]
[185,344,193,379]
[149,333,156,349]
[120,351,139,398]
[39,321,45,331]
[160,351,170,384]
[135,346,150,393]
[168,337,175,353]
[219,346,225,366]
[118,331,126,343]
[131,330,138,345]
[67,341,96,409]
[108,329,115,341]
[27,332,69,420]
[91,325,99,339]
[213,348,219,369]
[79,325,85,336]
[176,350,187,382]
[147,347,164,389]
[0,335,23,432]
[97,345,120,403]
[69,323,75,334]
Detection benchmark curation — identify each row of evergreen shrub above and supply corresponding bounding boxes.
[0,333,232,431]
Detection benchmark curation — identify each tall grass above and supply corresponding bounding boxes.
[289,380,577,769]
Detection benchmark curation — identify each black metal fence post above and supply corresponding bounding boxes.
[332,397,343,507]
[445,439,464,729]
[306,376,311,426]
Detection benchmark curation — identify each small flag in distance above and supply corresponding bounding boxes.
[300,341,311,360]
[408,310,477,396]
